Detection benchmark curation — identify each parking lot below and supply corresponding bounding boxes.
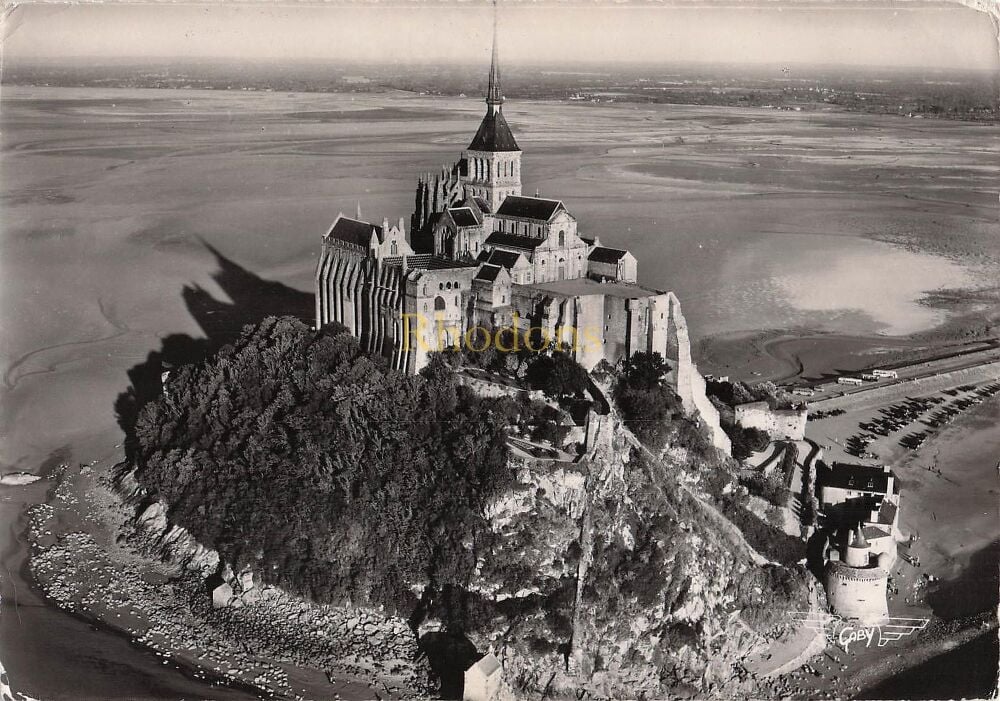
[807,381,1000,467]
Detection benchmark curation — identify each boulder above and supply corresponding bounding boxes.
[212,582,235,609]
[238,568,255,592]
[136,502,168,535]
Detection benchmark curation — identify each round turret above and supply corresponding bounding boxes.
[824,524,888,624]
[843,525,870,567]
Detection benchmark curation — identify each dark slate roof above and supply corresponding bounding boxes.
[448,207,480,228]
[588,246,629,264]
[821,463,891,493]
[482,249,525,269]
[382,254,475,271]
[327,216,381,247]
[580,236,598,246]
[876,501,898,526]
[468,110,520,152]
[495,196,563,221]
[485,232,545,251]
[862,525,891,540]
[472,196,491,214]
[474,264,503,283]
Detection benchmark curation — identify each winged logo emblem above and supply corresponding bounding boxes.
[789,612,928,651]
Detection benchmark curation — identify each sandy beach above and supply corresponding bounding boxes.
[1,85,998,699]
[796,389,1000,698]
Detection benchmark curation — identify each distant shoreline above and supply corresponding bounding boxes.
[2,78,996,125]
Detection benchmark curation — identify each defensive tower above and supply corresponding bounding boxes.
[824,524,890,624]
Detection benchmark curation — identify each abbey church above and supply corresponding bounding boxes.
[314,15,730,452]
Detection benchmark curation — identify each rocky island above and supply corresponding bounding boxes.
[28,315,821,700]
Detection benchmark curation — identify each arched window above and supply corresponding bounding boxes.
[390,241,398,255]
[439,283,444,290]
[434,296,446,311]
[446,281,452,290]
[558,230,565,247]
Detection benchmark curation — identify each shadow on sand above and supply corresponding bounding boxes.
[925,539,1000,621]
[114,241,313,459]
[856,629,999,700]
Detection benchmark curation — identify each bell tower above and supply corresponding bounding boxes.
[462,1,521,213]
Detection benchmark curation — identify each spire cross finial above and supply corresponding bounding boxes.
[486,0,503,113]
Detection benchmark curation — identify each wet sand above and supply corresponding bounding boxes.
[896,396,1000,590]
[0,463,258,701]
[1,85,998,698]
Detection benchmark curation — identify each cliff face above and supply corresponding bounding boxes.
[461,412,793,699]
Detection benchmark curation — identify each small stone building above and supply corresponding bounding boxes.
[464,652,508,701]
[734,400,808,440]
[587,246,637,283]
[818,463,898,526]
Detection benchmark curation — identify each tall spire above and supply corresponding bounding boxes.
[486,0,503,114]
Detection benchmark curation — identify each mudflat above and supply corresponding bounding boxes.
[1,85,998,697]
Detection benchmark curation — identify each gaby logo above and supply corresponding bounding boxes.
[791,613,929,652]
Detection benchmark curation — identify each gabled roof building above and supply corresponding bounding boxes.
[313,6,732,454]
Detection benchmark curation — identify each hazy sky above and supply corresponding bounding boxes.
[4,1,997,70]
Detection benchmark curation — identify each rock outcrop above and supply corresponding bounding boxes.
[453,409,801,699]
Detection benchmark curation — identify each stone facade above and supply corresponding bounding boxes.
[734,401,808,441]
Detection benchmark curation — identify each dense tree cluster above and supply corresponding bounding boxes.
[612,352,685,450]
[436,328,591,404]
[726,425,771,460]
[133,317,517,616]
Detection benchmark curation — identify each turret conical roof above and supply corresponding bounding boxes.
[850,524,869,549]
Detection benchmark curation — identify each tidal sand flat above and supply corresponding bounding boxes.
[1,85,998,697]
